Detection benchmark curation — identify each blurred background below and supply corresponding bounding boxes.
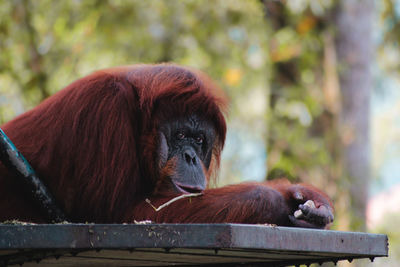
[0,0,398,266]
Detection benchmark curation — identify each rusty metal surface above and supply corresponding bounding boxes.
[0,224,388,266]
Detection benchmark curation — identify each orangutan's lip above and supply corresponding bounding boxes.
[174,182,204,194]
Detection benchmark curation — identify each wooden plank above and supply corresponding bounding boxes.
[0,224,388,266]
[230,224,388,256]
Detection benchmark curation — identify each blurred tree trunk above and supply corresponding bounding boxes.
[335,0,374,235]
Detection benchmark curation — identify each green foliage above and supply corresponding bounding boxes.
[0,1,268,110]
[380,0,400,73]
[371,213,400,266]
[265,2,338,187]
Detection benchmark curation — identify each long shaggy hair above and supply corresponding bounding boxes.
[1,64,227,222]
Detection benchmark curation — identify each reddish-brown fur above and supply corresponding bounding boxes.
[0,64,333,226]
[130,181,332,226]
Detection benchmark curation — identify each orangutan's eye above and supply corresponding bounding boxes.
[176,131,185,140]
[195,134,204,145]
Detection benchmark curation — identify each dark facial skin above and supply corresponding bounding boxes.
[157,114,216,194]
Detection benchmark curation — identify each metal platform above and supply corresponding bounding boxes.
[0,223,388,266]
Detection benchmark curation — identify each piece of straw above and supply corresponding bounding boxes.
[145,193,203,212]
